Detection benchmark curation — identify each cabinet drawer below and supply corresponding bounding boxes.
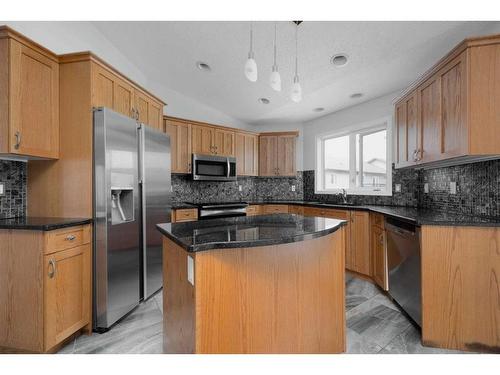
[303,207,349,220]
[174,209,198,222]
[246,205,262,216]
[44,225,91,255]
[262,205,289,214]
[288,205,304,215]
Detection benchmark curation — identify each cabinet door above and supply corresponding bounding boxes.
[9,40,59,158]
[350,211,371,276]
[92,63,115,109]
[135,90,150,125]
[213,129,235,156]
[440,52,468,159]
[395,101,408,166]
[165,119,192,173]
[44,244,91,350]
[371,225,388,290]
[235,133,258,176]
[418,76,442,163]
[113,77,135,118]
[192,125,214,155]
[148,100,163,131]
[259,136,277,176]
[277,135,296,176]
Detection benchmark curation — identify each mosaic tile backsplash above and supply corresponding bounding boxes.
[0,160,27,219]
[304,159,500,218]
[171,173,304,203]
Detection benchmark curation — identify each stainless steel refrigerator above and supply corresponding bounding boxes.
[93,108,171,332]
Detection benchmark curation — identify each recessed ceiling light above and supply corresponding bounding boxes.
[313,107,324,112]
[258,98,270,104]
[330,54,348,67]
[350,93,363,99]
[196,61,211,72]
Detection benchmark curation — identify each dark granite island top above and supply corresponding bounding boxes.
[156,213,346,252]
[0,216,93,231]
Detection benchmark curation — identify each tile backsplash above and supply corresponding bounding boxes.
[0,160,27,219]
[172,173,304,203]
[303,159,500,218]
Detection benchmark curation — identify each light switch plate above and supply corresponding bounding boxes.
[291,185,296,192]
[450,181,457,195]
[0,183,4,196]
[395,184,401,193]
[238,185,242,192]
[424,183,429,194]
[187,255,194,285]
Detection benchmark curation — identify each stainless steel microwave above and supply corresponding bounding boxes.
[192,154,237,181]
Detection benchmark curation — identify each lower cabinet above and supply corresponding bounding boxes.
[349,211,371,276]
[44,244,91,350]
[371,214,388,291]
[172,208,198,223]
[0,225,92,353]
[246,205,262,216]
[262,205,289,214]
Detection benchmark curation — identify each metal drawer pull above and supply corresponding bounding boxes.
[65,234,76,241]
[48,259,56,278]
[14,131,21,149]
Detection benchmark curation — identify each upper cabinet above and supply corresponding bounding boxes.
[0,27,59,159]
[259,132,298,177]
[191,124,235,157]
[164,117,192,174]
[394,34,500,168]
[91,60,165,131]
[235,132,258,176]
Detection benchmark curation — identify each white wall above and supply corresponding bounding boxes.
[1,21,252,130]
[251,122,305,171]
[301,91,399,170]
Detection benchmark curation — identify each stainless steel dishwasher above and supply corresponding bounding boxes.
[385,217,422,327]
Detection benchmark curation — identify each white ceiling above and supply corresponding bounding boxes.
[92,21,499,125]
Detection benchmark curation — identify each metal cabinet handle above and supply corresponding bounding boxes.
[65,234,76,241]
[136,109,140,121]
[416,149,422,161]
[48,259,56,278]
[412,149,417,162]
[14,131,21,149]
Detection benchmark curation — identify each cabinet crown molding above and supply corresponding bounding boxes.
[0,25,59,62]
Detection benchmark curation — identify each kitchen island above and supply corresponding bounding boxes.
[157,214,347,354]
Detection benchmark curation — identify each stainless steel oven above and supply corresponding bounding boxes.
[192,154,237,181]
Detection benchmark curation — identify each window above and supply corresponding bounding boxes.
[315,118,392,196]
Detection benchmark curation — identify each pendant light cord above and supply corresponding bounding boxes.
[273,23,277,67]
[294,23,299,79]
[249,22,254,56]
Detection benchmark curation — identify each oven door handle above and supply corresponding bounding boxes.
[227,157,230,178]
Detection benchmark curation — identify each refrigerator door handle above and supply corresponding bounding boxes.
[138,125,148,297]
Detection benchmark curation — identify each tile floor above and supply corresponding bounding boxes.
[58,275,465,354]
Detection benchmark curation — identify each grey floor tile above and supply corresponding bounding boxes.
[346,328,383,354]
[382,325,467,354]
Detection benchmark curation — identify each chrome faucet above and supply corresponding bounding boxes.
[339,189,348,204]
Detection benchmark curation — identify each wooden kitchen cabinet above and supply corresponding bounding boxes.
[165,118,192,173]
[235,132,259,176]
[245,205,262,216]
[370,214,387,290]
[92,62,164,130]
[0,27,59,159]
[350,211,371,276]
[0,225,92,353]
[172,208,198,223]
[192,124,235,157]
[259,132,298,177]
[262,204,289,214]
[395,34,500,168]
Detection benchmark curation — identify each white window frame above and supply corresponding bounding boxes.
[315,116,393,196]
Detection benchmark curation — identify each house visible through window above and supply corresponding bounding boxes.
[316,118,392,196]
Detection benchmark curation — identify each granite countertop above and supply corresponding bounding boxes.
[157,213,347,252]
[0,217,93,231]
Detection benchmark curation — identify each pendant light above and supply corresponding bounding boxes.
[291,22,302,103]
[269,22,281,91]
[244,22,258,82]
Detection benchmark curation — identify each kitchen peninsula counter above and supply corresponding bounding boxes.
[157,214,347,354]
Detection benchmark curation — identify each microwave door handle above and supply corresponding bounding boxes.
[227,158,230,178]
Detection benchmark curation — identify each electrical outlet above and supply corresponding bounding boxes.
[395,184,401,193]
[238,185,242,192]
[170,185,173,192]
[291,185,296,192]
[450,181,457,195]
[424,183,429,194]
[0,183,4,196]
